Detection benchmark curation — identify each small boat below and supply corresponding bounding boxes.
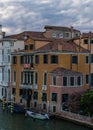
[26,110,49,120]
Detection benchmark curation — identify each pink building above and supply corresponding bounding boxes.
[49,67,85,113]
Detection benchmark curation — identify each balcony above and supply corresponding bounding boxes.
[20,84,34,89]
[0,81,10,87]
[33,84,38,89]
[23,63,34,69]
[42,85,47,90]
[11,82,16,86]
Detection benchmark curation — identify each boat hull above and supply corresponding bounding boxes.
[26,110,49,120]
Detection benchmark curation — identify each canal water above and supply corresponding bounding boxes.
[0,106,92,130]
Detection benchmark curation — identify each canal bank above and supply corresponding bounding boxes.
[50,111,93,129]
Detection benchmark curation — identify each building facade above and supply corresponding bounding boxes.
[43,25,81,39]
[11,37,89,113]
[73,32,93,88]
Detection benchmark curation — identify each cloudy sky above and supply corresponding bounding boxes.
[0,0,93,35]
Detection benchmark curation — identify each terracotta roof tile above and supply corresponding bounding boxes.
[50,67,82,75]
[5,31,49,41]
[36,39,89,53]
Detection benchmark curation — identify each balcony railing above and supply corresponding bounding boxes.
[23,63,34,69]
[0,81,10,87]
[20,84,34,89]
[11,82,16,86]
[42,85,47,90]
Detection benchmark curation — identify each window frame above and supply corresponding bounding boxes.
[51,55,58,64]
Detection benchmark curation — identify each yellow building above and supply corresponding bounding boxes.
[11,37,90,112]
[73,32,93,87]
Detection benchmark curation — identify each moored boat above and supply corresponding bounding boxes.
[26,110,49,120]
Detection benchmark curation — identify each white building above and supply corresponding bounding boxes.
[0,25,25,101]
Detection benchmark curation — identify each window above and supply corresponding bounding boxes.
[20,56,24,64]
[91,54,93,63]
[65,33,69,37]
[8,55,10,63]
[72,56,78,64]
[10,41,14,46]
[52,75,57,85]
[52,32,56,38]
[90,38,93,44]
[90,74,93,86]
[30,72,33,84]
[85,56,89,64]
[43,54,48,64]
[35,55,39,64]
[63,77,67,86]
[86,75,89,84]
[14,71,16,82]
[43,104,46,109]
[43,72,47,85]
[42,93,47,101]
[59,33,63,38]
[62,94,68,102]
[77,76,81,85]
[19,89,23,95]
[8,70,10,82]
[70,77,74,86]
[2,88,3,96]
[33,92,38,100]
[52,93,57,102]
[34,102,37,107]
[51,55,58,64]
[24,45,28,50]
[35,72,38,84]
[12,56,17,64]
[83,39,88,44]
[12,88,16,95]
[53,106,56,112]
[30,44,34,50]
[21,72,23,84]
[20,99,22,103]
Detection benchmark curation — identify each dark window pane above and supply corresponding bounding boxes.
[72,56,78,64]
[25,45,28,50]
[51,55,58,64]
[86,75,89,84]
[91,54,93,63]
[83,39,88,44]
[62,94,68,102]
[30,44,34,50]
[35,55,39,64]
[52,93,57,101]
[33,92,38,100]
[86,56,89,63]
[42,93,47,101]
[43,54,48,64]
[70,77,74,86]
[63,77,67,86]
[90,38,93,44]
[20,56,24,64]
[77,76,81,85]
[12,56,17,64]
[53,76,56,85]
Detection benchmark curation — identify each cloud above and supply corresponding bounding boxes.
[0,0,93,35]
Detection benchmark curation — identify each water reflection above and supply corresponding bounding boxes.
[0,107,92,130]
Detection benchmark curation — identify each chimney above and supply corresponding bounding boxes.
[2,32,5,37]
[0,25,3,39]
[0,25,2,34]
[58,43,62,51]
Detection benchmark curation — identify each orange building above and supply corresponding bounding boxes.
[11,36,89,113]
[73,32,93,87]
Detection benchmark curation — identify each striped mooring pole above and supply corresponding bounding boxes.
[11,100,14,114]
[2,97,6,111]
